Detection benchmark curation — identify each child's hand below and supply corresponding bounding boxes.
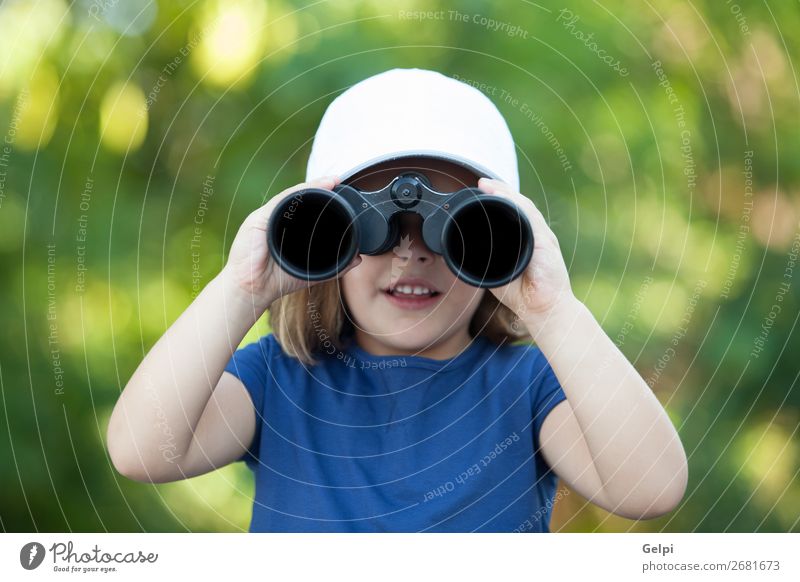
[477,177,577,329]
[221,175,363,312]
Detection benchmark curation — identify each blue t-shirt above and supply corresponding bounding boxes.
[223,332,568,532]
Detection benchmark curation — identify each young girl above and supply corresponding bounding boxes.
[107,68,688,532]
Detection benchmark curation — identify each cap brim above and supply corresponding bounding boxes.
[338,150,503,184]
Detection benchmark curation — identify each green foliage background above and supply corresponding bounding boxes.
[1,0,798,532]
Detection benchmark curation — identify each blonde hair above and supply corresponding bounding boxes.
[268,280,533,365]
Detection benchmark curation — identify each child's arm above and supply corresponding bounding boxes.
[477,177,688,520]
[106,271,263,483]
[106,175,359,483]
[532,297,688,520]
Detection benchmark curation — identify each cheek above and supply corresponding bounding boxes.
[342,257,381,303]
[443,284,485,312]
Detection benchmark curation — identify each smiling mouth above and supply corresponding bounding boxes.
[381,285,443,310]
[383,285,441,298]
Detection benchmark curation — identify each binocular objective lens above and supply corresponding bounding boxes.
[443,198,532,287]
[270,190,357,280]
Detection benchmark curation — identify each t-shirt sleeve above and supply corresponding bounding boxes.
[531,349,568,465]
[223,334,274,471]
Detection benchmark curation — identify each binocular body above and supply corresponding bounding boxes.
[267,172,534,288]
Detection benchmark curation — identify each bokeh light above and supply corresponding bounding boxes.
[1,0,798,535]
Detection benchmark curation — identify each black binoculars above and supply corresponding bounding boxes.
[267,172,534,288]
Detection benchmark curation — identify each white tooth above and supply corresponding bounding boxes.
[391,285,436,296]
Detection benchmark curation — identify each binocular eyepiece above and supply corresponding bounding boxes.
[267,173,534,289]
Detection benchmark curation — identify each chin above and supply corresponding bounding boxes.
[380,330,444,353]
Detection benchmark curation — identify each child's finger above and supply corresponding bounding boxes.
[306,174,341,191]
[248,175,341,228]
[477,178,559,247]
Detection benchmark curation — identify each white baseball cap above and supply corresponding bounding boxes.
[305,67,520,192]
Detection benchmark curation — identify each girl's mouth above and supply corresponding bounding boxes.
[382,286,442,310]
